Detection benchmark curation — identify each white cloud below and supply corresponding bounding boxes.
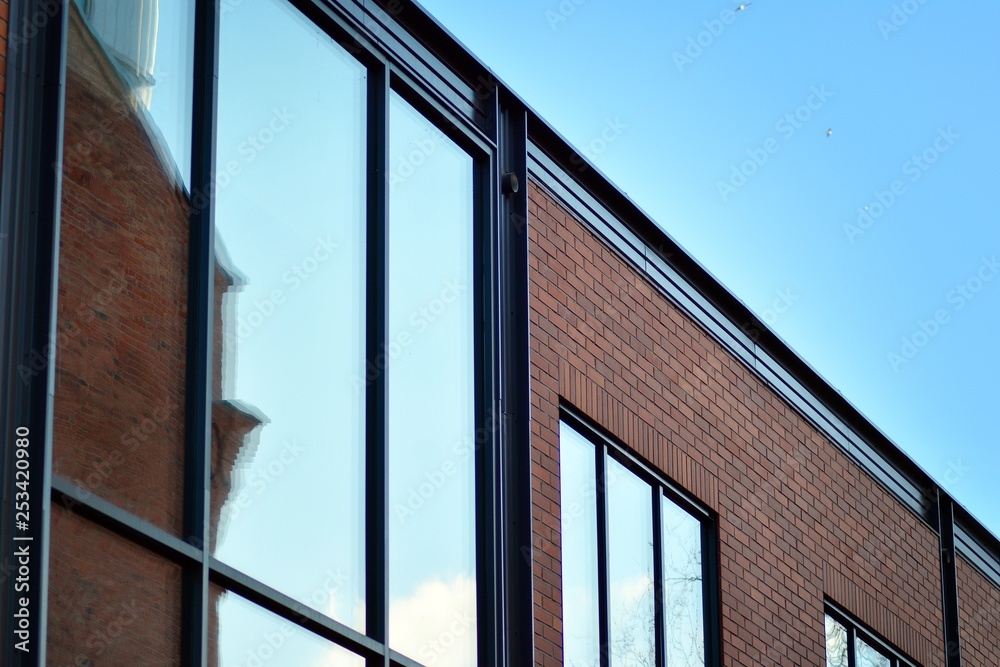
[312,574,475,667]
[389,574,476,667]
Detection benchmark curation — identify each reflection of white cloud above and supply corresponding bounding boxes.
[389,575,476,667]
[564,584,600,667]
[311,641,365,667]
[612,573,653,609]
[305,591,365,667]
[311,575,476,667]
[320,589,365,639]
[610,574,655,667]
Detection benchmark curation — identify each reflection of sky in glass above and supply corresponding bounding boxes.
[825,616,849,667]
[212,0,366,648]
[661,496,704,667]
[856,637,892,667]
[387,93,476,667]
[215,587,365,667]
[75,0,194,186]
[559,423,601,667]
[607,457,655,667]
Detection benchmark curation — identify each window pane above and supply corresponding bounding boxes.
[211,0,366,632]
[857,637,892,667]
[825,615,849,667]
[48,506,183,664]
[662,496,705,667]
[211,585,365,667]
[72,0,194,185]
[560,423,601,667]
[387,93,476,666]
[54,0,195,535]
[607,457,656,667]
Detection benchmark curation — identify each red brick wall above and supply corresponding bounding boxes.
[957,557,1000,665]
[527,181,950,666]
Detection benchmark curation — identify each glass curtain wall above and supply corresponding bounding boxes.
[212,1,479,665]
[49,0,196,662]
[211,0,367,635]
[49,0,482,663]
[387,93,477,666]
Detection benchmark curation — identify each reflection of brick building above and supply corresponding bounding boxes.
[54,2,191,535]
[210,254,268,554]
[46,5,260,665]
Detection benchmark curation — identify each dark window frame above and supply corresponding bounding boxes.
[825,603,920,667]
[559,406,721,667]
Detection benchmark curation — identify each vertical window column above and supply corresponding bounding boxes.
[559,422,601,666]
[559,418,710,667]
[211,0,367,647]
[387,92,477,667]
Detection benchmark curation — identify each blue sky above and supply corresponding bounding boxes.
[415,0,1000,535]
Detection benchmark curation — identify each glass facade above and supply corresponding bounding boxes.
[211,0,367,631]
[559,420,711,667]
[42,0,489,661]
[387,92,477,665]
[212,585,366,667]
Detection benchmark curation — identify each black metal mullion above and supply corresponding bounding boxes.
[366,61,390,667]
[51,476,203,567]
[829,604,921,667]
[387,648,431,667]
[702,516,721,667]
[387,67,494,156]
[210,558,383,659]
[596,443,611,667]
[183,0,222,663]
[497,96,533,667]
[937,490,962,667]
[652,487,666,667]
[476,118,501,666]
[0,0,69,664]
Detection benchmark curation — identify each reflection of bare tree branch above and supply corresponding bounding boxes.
[825,616,849,667]
[605,532,707,667]
[610,577,656,667]
[663,527,704,667]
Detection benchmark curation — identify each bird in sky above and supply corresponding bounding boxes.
[736,3,752,10]
[826,128,833,137]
